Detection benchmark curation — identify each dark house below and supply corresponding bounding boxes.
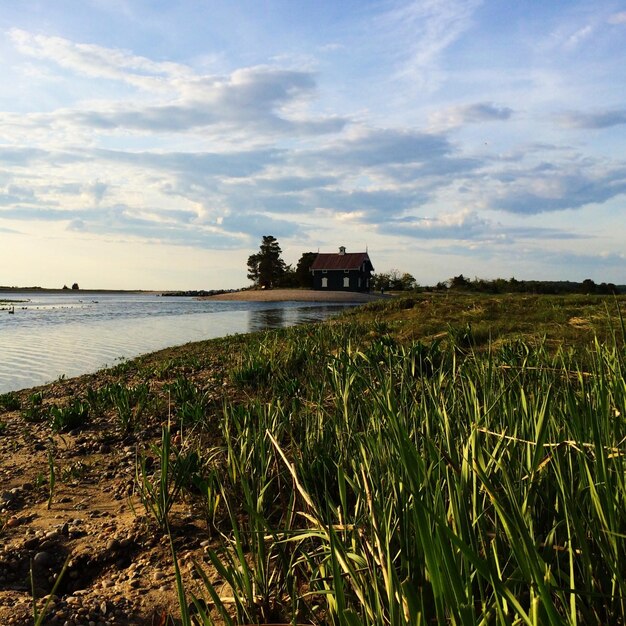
[310,246,374,292]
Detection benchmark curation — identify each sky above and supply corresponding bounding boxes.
[1,0,625,290]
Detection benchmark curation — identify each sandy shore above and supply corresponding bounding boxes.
[200,288,387,303]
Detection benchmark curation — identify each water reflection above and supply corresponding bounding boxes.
[247,304,350,333]
[248,307,286,332]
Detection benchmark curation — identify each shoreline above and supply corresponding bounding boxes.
[199,288,388,303]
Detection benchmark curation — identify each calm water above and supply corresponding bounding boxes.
[0,291,353,393]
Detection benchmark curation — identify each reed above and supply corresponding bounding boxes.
[174,317,625,624]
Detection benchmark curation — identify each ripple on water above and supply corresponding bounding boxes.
[0,296,352,393]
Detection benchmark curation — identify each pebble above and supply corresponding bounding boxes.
[33,551,53,567]
[106,538,120,552]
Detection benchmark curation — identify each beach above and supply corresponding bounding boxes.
[200,288,386,302]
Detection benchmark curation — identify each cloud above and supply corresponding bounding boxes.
[488,165,626,214]
[94,147,281,178]
[382,208,489,239]
[315,128,452,167]
[0,202,241,249]
[564,25,593,49]
[379,209,587,242]
[8,30,349,137]
[429,102,514,129]
[64,72,347,134]
[375,0,483,89]
[67,82,347,135]
[219,212,302,239]
[557,109,626,129]
[0,183,36,206]
[0,225,21,234]
[314,187,429,222]
[8,28,189,91]
[85,180,108,204]
[0,147,53,166]
[608,12,626,25]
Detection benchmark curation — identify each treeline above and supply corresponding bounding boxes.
[434,275,622,295]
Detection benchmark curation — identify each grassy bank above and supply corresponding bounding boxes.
[1,293,625,625]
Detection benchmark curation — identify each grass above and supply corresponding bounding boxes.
[4,292,626,624]
[168,294,626,624]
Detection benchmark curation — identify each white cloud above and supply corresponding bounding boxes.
[376,0,483,90]
[8,28,190,92]
[564,24,593,49]
[608,12,626,25]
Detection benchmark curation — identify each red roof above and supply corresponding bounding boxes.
[310,252,372,271]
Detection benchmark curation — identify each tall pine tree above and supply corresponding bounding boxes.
[247,235,287,288]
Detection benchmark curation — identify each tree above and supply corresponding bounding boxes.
[295,252,317,288]
[448,274,471,289]
[71,283,79,290]
[372,269,418,291]
[398,272,418,291]
[247,235,287,289]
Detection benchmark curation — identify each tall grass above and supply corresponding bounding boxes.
[150,314,626,624]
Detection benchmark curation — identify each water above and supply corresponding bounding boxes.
[0,291,353,393]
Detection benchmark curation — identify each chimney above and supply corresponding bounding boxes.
[339,246,346,255]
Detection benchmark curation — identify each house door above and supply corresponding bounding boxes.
[322,277,328,288]
[343,276,350,288]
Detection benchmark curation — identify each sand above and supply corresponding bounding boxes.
[200,288,386,303]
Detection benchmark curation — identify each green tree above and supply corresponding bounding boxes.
[448,274,470,289]
[295,252,317,288]
[247,235,287,289]
[398,272,417,290]
[372,269,417,291]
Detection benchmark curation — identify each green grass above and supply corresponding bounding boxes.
[6,292,625,624]
[164,294,626,624]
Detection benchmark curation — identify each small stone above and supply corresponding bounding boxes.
[106,538,120,552]
[33,551,53,567]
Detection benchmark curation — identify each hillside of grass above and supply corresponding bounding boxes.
[1,292,625,625]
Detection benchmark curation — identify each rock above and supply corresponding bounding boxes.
[33,551,53,567]
[24,537,39,549]
[106,538,120,552]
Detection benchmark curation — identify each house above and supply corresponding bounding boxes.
[310,246,374,292]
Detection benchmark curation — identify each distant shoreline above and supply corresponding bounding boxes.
[0,287,151,294]
[199,288,388,303]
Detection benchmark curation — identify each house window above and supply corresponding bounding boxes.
[343,276,350,288]
[344,270,349,273]
[322,270,327,274]
[358,277,361,288]
[322,277,328,288]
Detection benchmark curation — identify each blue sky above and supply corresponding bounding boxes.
[1,0,625,289]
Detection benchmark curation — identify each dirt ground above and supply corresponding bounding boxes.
[0,349,240,626]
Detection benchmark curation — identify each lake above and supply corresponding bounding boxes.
[0,291,354,394]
